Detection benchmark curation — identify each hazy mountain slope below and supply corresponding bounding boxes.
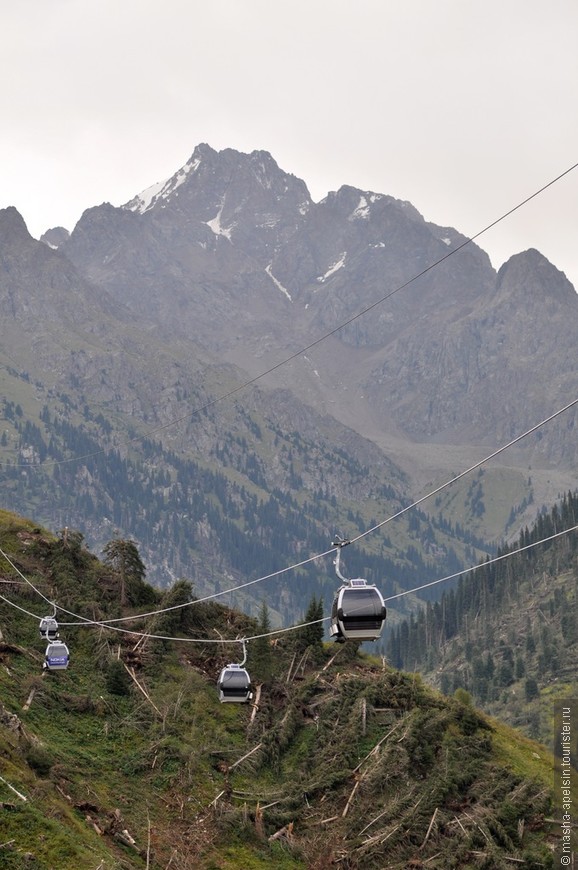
[0,204,500,618]
[3,142,578,621]
[365,248,578,449]
[60,144,578,471]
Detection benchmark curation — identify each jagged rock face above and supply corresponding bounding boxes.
[5,145,578,467]
[125,144,312,251]
[59,145,578,460]
[62,146,314,347]
[40,226,70,248]
[362,246,578,452]
[61,146,497,364]
[272,185,495,348]
[0,207,209,414]
[0,207,113,329]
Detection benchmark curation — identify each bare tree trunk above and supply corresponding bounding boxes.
[22,687,36,711]
[420,807,438,849]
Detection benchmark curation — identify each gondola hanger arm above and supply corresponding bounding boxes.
[332,536,351,585]
[239,639,248,667]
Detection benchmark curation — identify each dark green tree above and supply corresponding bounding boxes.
[296,594,325,660]
[106,659,131,696]
[150,579,193,637]
[47,528,92,600]
[561,611,577,644]
[524,677,539,702]
[251,601,273,683]
[103,538,148,606]
[439,672,451,695]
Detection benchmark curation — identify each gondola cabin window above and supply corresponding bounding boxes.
[218,663,252,703]
[330,579,387,641]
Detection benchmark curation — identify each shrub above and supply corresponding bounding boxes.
[105,660,131,696]
[26,745,53,777]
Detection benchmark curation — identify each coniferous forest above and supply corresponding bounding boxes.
[387,491,578,742]
[0,392,483,628]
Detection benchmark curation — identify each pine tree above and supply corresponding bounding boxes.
[525,677,539,702]
[106,659,131,696]
[296,595,325,658]
[251,601,273,683]
[103,538,147,606]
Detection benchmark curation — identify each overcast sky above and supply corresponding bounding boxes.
[3,0,578,287]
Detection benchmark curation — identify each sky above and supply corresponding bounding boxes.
[2,0,578,287]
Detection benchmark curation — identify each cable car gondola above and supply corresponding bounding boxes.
[217,663,252,703]
[39,616,59,641]
[330,578,387,641]
[329,539,387,642]
[217,641,252,703]
[44,641,70,671]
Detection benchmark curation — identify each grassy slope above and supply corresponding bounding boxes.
[0,511,567,869]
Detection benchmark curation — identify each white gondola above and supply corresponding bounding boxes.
[330,578,387,641]
[39,616,59,640]
[217,663,252,703]
[329,539,387,641]
[44,641,70,671]
[217,640,252,703]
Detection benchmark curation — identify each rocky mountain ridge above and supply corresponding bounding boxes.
[1,143,577,603]
[56,144,578,467]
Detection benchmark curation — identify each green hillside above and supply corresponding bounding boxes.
[0,510,571,868]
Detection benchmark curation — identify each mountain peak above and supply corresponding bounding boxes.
[497,247,576,300]
[319,185,424,226]
[40,226,71,249]
[121,144,311,217]
[0,206,33,246]
[122,155,204,214]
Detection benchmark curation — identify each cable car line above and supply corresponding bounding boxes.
[2,521,575,688]
[1,397,575,632]
[7,382,563,680]
[346,398,578,548]
[6,160,578,472]
[1,164,576,690]
[382,522,578,603]
[1,524,577,648]
[50,394,578,629]
[1,171,575,657]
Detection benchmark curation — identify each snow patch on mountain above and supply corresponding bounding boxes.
[266,265,292,301]
[351,196,370,220]
[350,193,383,220]
[206,203,233,240]
[317,253,346,282]
[123,158,201,214]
